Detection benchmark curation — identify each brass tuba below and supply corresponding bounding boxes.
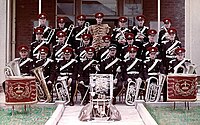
[31,66,51,103]
[4,60,21,77]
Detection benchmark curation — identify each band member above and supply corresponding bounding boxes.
[88,12,110,50]
[161,27,182,74]
[96,35,111,62]
[143,47,165,80]
[112,16,131,43]
[52,31,71,62]
[72,14,89,49]
[100,44,125,104]
[132,15,149,43]
[142,29,161,60]
[78,47,99,105]
[158,18,179,44]
[56,47,78,106]
[32,13,54,45]
[75,34,92,61]
[3,45,33,91]
[168,48,194,74]
[124,46,143,84]
[121,33,143,60]
[33,46,56,97]
[30,27,51,60]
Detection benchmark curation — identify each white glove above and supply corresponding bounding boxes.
[47,81,52,84]
[95,65,100,72]
[127,78,132,83]
[136,77,142,83]
[80,81,84,85]
[113,79,118,84]
[68,78,72,85]
[116,66,121,73]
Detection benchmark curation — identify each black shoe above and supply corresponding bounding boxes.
[112,97,116,105]
[69,101,74,106]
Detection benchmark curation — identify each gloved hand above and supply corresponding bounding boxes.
[127,78,132,83]
[113,78,118,84]
[95,65,100,72]
[116,66,121,73]
[47,81,52,84]
[137,77,142,83]
[68,78,72,86]
[80,81,84,85]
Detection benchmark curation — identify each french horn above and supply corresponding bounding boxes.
[55,76,70,104]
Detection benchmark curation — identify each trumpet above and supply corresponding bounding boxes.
[55,76,70,104]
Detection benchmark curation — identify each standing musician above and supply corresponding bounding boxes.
[161,27,182,74]
[168,48,194,74]
[75,34,92,61]
[78,47,99,105]
[124,46,143,88]
[52,31,71,62]
[3,45,33,91]
[158,18,179,44]
[132,15,149,44]
[33,46,56,99]
[32,13,54,46]
[56,47,78,106]
[96,35,111,62]
[142,29,161,60]
[100,44,125,105]
[88,12,110,51]
[30,27,51,60]
[72,14,89,49]
[112,16,131,43]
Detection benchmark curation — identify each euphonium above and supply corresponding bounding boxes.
[55,76,70,104]
[32,66,51,103]
[125,78,142,106]
[174,65,186,74]
[4,59,21,77]
[155,74,166,102]
[145,76,159,102]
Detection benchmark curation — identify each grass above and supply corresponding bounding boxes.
[146,106,200,125]
[0,106,56,125]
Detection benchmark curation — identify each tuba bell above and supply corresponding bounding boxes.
[55,76,70,104]
[31,66,51,103]
[125,78,142,106]
[4,59,21,77]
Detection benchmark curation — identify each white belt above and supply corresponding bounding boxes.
[148,73,159,76]
[127,71,139,75]
[166,55,176,59]
[60,73,73,76]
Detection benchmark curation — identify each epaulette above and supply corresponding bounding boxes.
[14,58,20,61]
[161,40,168,44]
[31,41,37,45]
[144,26,149,29]
[175,40,181,44]
[47,58,54,62]
[132,26,137,30]
[143,42,148,47]
[122,45,128,49]
[143,59,150,63]
[27,58,33,62]
[169,59,176,64]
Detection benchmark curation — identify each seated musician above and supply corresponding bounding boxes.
[100,44,125,105]
[78,47,99,105]
[3,45,33,91]
[33,46,56,100]
[56,47,78,106]
[124,46,143,99]
[168,48,195,74]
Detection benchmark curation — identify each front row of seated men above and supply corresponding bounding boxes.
[3,43,194,106]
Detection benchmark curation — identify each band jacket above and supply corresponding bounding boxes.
[142,42,162,60]
[52,43,65,62]
[143,59,165,80]
[111,27,130,42]
[168,58,191,73]
[158,28,179,44]
[78,59,99,84]
[34,58,56,82]
[132,25,149,43]
[30,40,51,60]
[123,58,144,81]
[96,47,109,62]
[100,57,125,81]
[52,27,69,47]
[120,44,143,60]
[56,58,78,80]
[14,57,33,76]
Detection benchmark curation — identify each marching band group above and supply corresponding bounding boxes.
[3,12,195,106]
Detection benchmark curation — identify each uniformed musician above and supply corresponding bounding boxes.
[112,16,130,43]
[100,44,125,105]
[132,15,149,43]
[30,27,51,60]
[32,13,54,45]
[142,29,161,60]
[52,31,71,62]
[161,27,182,74]
[75,34,92,61]
[96,35,111,62]
[158,18,179,44]
[56,47,78,106]
[72,14,89,49]
[78,47,99,105]
[88,12,110,50]
[33,46,56,97]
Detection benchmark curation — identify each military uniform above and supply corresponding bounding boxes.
[132,15,149,43]
[56,47,78,106]
[78,47,99,104]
